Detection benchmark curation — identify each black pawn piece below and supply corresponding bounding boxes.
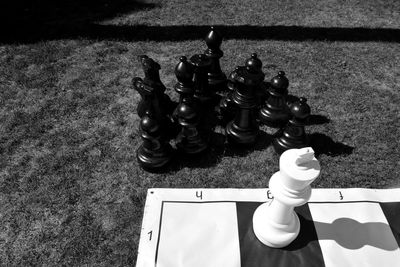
[273,97,311,154]
[189,54,215,106]
[204,26,227,92]
[259,71,290,127]
[137,111,173,171]
[226,53,265,145]
[176,97,208,154]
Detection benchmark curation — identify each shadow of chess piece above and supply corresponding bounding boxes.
[273,97,311,154]
[133,55,177,137]
[204,26,227,92]
[226,53,265,146]
[176,97,208,154]
[136,110,173,172]
[259,71,291,127]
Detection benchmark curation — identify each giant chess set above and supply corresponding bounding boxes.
[133,27,313,172]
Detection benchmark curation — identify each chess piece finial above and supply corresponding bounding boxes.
[253,147,320,248]
[273,97,311,154]
[136,110,173,171]
[204,26,227,91]
[245,53,262,73]
[259,70,290,127]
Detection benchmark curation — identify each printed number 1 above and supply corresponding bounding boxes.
[148,231,152,241]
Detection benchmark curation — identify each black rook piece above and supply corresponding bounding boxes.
[136,111,173,171]
[273,97,311,154]
[226,53,265,145]
[175,97,208,154]
[190,54,214,105]
[259,71,290,127]
[204,26,227,92]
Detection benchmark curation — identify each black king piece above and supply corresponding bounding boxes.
[226,53,265,145]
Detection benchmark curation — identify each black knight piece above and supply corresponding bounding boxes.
[136,110,173,171]
[204,26,227,92]
[273,97,311,154]
[219,66,243,124]
[133,55,176,136]
[259,71,291,127]
[133,55,175,117]
[226,53,265,145]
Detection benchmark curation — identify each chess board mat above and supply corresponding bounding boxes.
[136,188,400,267]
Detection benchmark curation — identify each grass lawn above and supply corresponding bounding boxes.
[1,0,399,265]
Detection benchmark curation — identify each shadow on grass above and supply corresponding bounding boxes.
[166,130,273,171]
[3,22,400,44]
[309,133,354,157]
[306,114,331,125]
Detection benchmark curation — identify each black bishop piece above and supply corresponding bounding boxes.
[259,71,291,127]
[226,53,265,145]
[136,110,173,172]
[204,26,227,92]
[173,56,208,154]
[273,97,311,154]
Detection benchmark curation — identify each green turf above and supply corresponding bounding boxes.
[1,0,400,265]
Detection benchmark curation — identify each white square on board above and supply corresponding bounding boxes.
[309,202,400,267]
[156,202,241,267]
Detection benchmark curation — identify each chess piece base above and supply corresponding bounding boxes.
[253,201,300,248]
[136,145,172,172]
[259,108,290,128]
[273,134,309,155]
[226,120,258,145]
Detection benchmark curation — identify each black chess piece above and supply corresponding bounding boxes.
[174,56,195,100]
[175,97,208,154]
[226,53,265,145]
[173,56,208,154]
[273,97,311,154]
[133,55,175,118]
[133,55,177,137]
[189,54,215,106]
[204,26,227,92]
[259,71,291,127]
[136,110,173,172]
[218,66,243,124]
